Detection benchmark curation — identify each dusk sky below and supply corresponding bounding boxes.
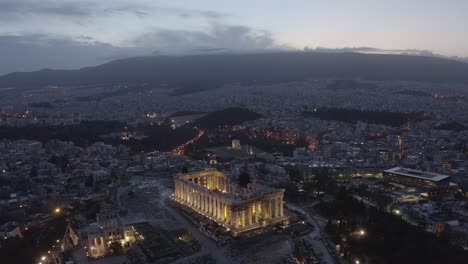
[1,0,467,75]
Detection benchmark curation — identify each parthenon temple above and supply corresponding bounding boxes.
[173,168,288,236]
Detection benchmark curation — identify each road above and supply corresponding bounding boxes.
[286,203,338,264]
[172,129,205,155]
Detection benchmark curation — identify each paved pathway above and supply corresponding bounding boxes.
[286,203,338,264]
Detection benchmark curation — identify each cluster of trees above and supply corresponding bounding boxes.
[194,107,260,130]
[318,190,468,264]
[104,123,198,153]
[0,120,200,153]
[0,121,124,146]
[0,215,69,264]
[303,107,427,127]
[291,239,319,264]
[283,168,338,204]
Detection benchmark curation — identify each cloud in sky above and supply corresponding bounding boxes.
[135,25,281,54]
[0,34,144,75]
[0,23,286,75]
[0,1,94,18]
[0,0,467,75]
[0,1,281,74]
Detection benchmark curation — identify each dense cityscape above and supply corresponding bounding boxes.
[2,1,468,264]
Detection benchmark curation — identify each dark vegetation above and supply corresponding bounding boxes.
[238,171,251,188]
[104,124,198,152]
[0,121,198,152]
[27,102,56,109]
[194,107,260,129]
[243,134,306,156]
[75,83,154,102]
[396,90,431,96]
[168,80,222,96]
[0,121,124,145]
[318,191,468,264]
[303,107,427,127]
[434,121,468,131]
[326,80,377,90]
[0,215,68,264]
[169,111,206,118]
[283,168,338,203]
[3,52,468,87]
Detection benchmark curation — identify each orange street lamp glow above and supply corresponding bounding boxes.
[54,208,61,214]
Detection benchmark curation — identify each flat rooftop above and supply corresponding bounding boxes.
[384,167,450,182]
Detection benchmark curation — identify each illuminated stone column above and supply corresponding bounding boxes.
[180,183,184,202]
[222,202,226,221]
[241,209,245,227]
[211,197,215,216]
[181,183,185,202]
[261,201,267,220]
[279,196,284,217]
[214,198,218,218]
[214,198,219,219]
[276,197,281,218]
[220,202,225,221]
[273,198,278,218]
[209,196,213,215]
[193,191,197,208]
[226,206,230,223]
[218,200,222,220]
[191,189,195,207]
[177,182,182,199]
[234,210,239,229]
[254,203,259,223]
[268,199,272,219]
[247,205,252,226]
[189,189,193,207]
[199,193,203,210]
[200,193,204,211]
[204,194,208,213]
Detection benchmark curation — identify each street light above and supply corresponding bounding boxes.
[359,229,365,236]
[54,208,61,214]
[355,260,360,264]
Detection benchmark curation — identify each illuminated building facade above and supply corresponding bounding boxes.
[81,205,137,258]
[383,167,456,197]
[173,168,288,236]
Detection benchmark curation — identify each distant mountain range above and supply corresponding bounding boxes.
[1,52,468,88]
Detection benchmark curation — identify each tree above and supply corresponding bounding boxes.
[109,240,123,255]
[284,183,300,203]
[238,171,251,188]
[29,166,38,177]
